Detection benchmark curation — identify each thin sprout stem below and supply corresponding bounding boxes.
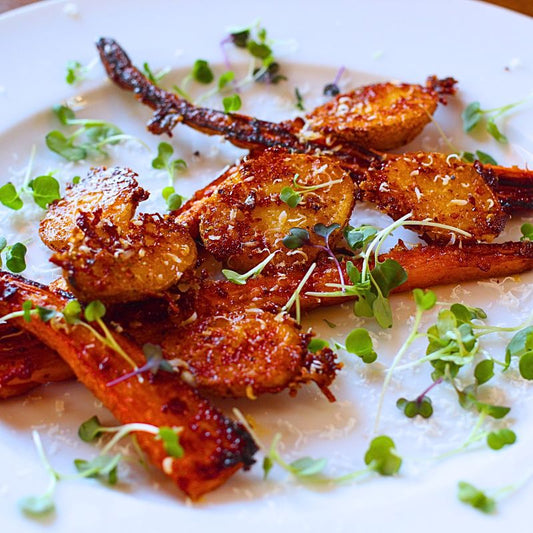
[421,107,459,154]
[100,423,159,456]
[373,306,424,434]
[282,262,317,315]
[22,145,37,187]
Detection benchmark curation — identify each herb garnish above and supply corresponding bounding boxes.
[151,142,187,210]
[462,96,531,143]
[294,87,305,111]
[142,61,170,85]
[46,104,147,161]
[0,240,27,273]
[222,251,278,285]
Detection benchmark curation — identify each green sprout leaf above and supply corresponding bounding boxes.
[231,29,250,48]
[247,41,272,59]
[5,242,27,273]
[22,300,33,322]
[142,62,170,85]
[78,415,104,442]
[396,397,433,419]
[0,182,23,210]
[28,175,61,209]
[218,70,235,89]
[474,359,495,385]
[413,288,437,311]
[505,326,533,374]
[343,225,377,250]
[294,87,305,111]
[192,59,214,84]
[345,328,377,364]
[162,186,185,211]
[19,494,55,517]
[462,102,482,132]
[280,186,302,208]
[74,454,121,484]
[457,481,496,514]
[157,427,184,458]
[486,119,508,143]
[222,94,242,113]
[289,457,327,477]
[521,223,533,241]
[222,251,278,285]
[308,338,329,353]
[262,456,273,480]
[152,142,174,170]
[487,428,516,450]
[84,300,106,322]
[282,228,310,249]
[313,223,340,241]
[474,150,498,165]
[364,436,402,476]
[62,300,82,324]
[53,104,76,125]
[46,130,87,161]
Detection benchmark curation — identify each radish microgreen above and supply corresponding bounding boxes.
[151,142,187,210]
[46,105,147,161]
[222,250,278,285]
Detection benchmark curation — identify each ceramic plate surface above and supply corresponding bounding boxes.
[1,1,533,531]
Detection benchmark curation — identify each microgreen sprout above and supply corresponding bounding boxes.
[323,66,345,97]
[457,481,496,514]
[344,328,377,364]
[280,174,344,209]
[262,433,401,484]
[151,142,187,210]
[0,240,28,273]
[294,87,305,111]
[307,338,329,353]
[0,182,23,210]
[106,343,174,387]
[457,473,533,515]
[462,96,532,143]
[65,58,97,85]
[222,93,242,112]
[396,378,442,419]
[142,61,170,85]
[422,108,499,165]
[46,104,148,161]
[18,431,60,517]
[373,289,437,433]
[281,262,317,324]
[222,250,278,285]
[78,415,184,460]
[520,223,533,241]
[306,214,470,329]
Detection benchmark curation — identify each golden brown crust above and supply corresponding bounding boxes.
[51,212,196,304]
[361,152,509,242]
[40,167,149,253]
[0,272,257,499]
[161,309,339,400]
[304,82,439,151]
[197,148,356,272]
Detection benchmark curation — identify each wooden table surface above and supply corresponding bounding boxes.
[0,0,532,16]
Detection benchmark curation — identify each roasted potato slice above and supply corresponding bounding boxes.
[161,309,339,401]
[0,272,257,500]
[51,212,196,303]
[303,81,446,151]
[361,152,508,242]
[198,148,356,272]
[40,166,148,252]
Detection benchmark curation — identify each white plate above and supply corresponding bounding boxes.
[1,0,533,531]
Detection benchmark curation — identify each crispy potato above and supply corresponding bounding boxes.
[360,152,508,242]
[40,167,148,252]
[197,148,356,272]
[161,309,339,400]
[0,272,257,500]
[51,213,196,304]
